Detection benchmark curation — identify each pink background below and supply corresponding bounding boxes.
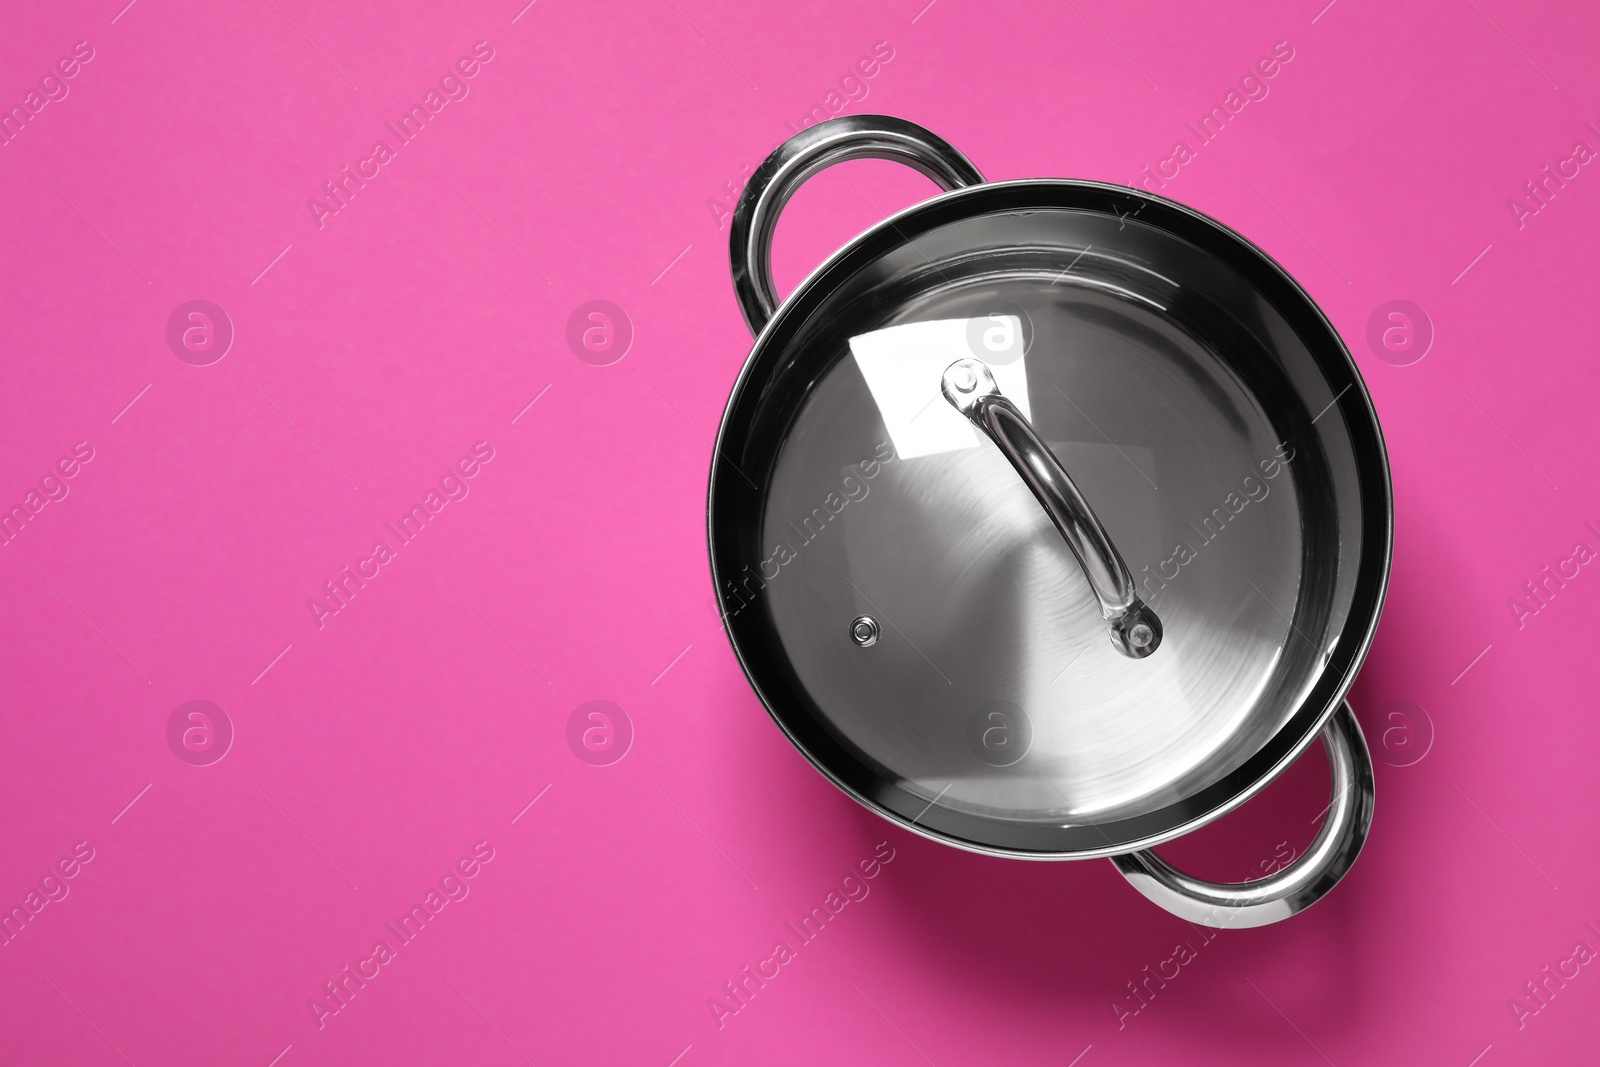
[1,1,1597,1064]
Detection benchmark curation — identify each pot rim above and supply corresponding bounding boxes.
[708,175,1393,859]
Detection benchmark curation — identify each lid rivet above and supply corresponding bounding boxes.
[951,364,978,392]
[1129,623,1154,649]
[850,615,880,647]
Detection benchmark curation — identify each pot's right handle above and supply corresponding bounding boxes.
[1111,702,1375,928]
[729,115,984,336]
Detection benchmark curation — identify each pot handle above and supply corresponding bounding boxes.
[1110,701,1375,928]
[729,115,984,335]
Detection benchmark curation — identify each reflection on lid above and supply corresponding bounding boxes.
[849,317,1032,459]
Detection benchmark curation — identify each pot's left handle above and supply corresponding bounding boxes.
[730,115,984,336]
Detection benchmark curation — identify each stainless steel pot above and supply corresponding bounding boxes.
[708,116,1389,927]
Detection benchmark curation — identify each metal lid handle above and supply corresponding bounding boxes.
[1111,702,1376,927]
[942,357,1162,658]
[729,115,984,336]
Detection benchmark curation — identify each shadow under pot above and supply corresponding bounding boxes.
[708,115,1390,927]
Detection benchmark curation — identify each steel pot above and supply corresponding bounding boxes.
[708,116,1389,927]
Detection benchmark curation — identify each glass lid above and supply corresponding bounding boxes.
[712,187,1388,853]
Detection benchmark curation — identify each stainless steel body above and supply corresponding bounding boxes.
[710,116,1390,927]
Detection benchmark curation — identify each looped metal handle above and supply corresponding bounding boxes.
[943,357,1161,658]
[729,115,984,336]
[1111,702,1375,928]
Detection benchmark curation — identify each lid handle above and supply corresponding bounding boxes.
[730,115,984,336]
[942,357,1162,659]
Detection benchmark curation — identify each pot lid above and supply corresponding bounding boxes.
[711,183,1389,854]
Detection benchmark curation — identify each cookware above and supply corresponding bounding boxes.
[709,116,1387,927]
